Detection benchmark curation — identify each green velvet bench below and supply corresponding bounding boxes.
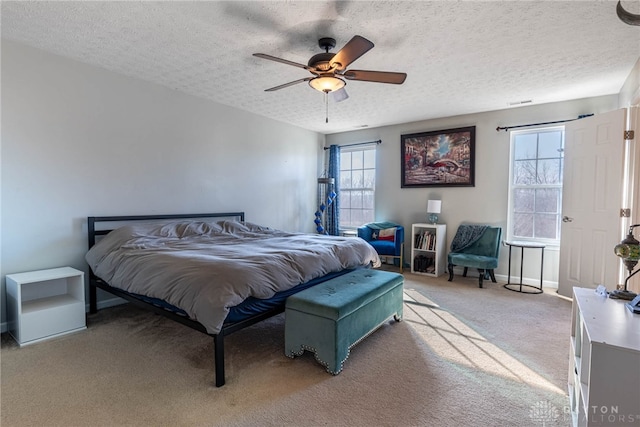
[284,269,404,374]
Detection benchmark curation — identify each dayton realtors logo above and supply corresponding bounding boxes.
[529,400,560,425]
[529,401,640,426]
[579,406,639,425]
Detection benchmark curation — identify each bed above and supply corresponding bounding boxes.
[86,212,380,387]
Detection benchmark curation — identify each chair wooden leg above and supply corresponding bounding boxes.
[488,269,496,283]
[447,265,494,288]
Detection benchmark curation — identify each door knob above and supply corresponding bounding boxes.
[562,216,574,223]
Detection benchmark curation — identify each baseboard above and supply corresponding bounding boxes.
[494,273,558,289]
[446,266,558,289]
[1,275,558,334]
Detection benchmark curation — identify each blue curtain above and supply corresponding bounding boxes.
[327,144,340,236]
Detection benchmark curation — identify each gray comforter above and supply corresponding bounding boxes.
[86,220,381,334]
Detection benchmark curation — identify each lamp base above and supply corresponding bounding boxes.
[428,213,439,224]
[609,289,638,300]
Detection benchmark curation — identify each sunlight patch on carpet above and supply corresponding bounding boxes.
[402,289,565,395]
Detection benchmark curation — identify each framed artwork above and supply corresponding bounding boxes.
[401,126,476,187]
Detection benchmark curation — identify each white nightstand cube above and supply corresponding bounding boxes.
[5,267,86,346]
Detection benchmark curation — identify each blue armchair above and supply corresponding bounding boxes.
[447,225,502,288]
[357,222,404,273]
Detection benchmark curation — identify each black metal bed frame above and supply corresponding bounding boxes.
[87,212,288,387]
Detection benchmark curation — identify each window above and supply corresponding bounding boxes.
[507,127,564,245]
[339,145,376,228]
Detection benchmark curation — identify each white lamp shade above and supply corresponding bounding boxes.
[427,200,442,214]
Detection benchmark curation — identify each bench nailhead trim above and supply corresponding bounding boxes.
[286,312,403,375]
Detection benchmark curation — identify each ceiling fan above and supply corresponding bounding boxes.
[253,35,407,98]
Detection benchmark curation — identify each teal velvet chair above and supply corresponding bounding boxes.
[447,225,502,288]
[357,222,404,273]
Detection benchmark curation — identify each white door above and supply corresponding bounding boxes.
[628,106,640,294]
[557,109,626,297]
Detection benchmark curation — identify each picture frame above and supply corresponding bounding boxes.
[401,126,476,188]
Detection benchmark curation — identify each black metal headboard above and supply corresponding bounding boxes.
[87,212,245,249]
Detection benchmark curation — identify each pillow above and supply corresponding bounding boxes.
[175,221,223,237]
[377,227,397,241]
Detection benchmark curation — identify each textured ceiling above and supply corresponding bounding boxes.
[2,1,639,134]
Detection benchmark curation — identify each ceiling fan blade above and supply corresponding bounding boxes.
[329,35,374,71]
[264,77,313,92]
[331,87,349,102]
[343,70,407,84]
[253,53,311,70]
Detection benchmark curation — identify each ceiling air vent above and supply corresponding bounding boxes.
[508,100,533,106]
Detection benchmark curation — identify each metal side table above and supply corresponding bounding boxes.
[503,241,545,294]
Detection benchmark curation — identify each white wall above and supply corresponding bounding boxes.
[326,95,620,286]
[1,41,324,326]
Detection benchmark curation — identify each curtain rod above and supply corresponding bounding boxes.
[323,140,382,150]
[496,114,593,132]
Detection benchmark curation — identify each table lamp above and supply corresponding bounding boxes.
[427,200,441,224]
[612,223,640,300]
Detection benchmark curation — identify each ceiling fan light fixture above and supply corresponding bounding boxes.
[309,76,345,93]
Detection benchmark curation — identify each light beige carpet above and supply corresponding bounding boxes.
[1,272,573,426]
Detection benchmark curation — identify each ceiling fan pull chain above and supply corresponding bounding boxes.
[325,91,329,123]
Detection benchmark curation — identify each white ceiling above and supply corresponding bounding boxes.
[2,1,639,134]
